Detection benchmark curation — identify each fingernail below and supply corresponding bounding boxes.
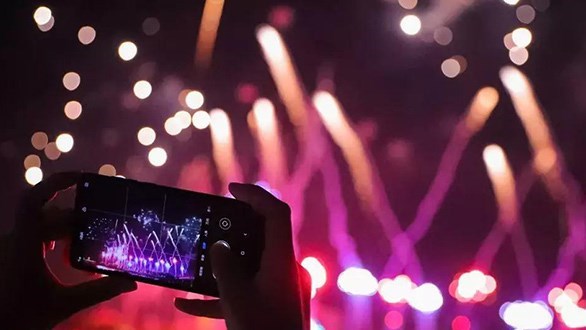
[214,240,231,250]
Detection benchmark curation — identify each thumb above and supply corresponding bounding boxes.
[57,277,137,318]
[210,241,246,298]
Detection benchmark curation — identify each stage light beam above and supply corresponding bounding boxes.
[195,0,226,70]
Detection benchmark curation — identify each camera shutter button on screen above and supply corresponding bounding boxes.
[219,217,232,230]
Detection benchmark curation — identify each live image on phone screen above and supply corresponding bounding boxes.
[75,178,207,287]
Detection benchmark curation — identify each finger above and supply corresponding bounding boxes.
[297,264,312,325]
[41,208,76,242]
[228,183,295,266]
[57,276,136,319]
[210,241,247,298]
[25,172,81,211]
[174,298,224,318]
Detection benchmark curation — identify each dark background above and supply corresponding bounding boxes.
[1,0,585,327]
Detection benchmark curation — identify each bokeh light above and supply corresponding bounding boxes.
[137,127,156,146]
[37,16,55,32]
[63,72,81,91]
[509,46,529,66]
[384,311,404,329]
[23,154,41,169]
[398,0,417,10]
[45,141,60,162]
[148,147,167,167]
[142,17,160,36]
[512,27,532,48]
[337,267,378,296]
[301,257,327,293]
[434,27,453,46]
[33,6,52,25]
[400,15,421,36]
[559,303,586,328]
[174,110,192,129]
[192,110,211,129]
[500,301,553,330]
[25,167,43,186]
[185,90,205,109]
[78,26,96,45]
[31,132,48,150]
[164,117,182,136]
[407,283,444,314]
[64,100,83,120]
[98,164,117,176]
[516,5,536,24]
[378,275,415,304]
[502,0,520,5]
[133,80,152,99]
[441,58,461,78]
[503,33,515,50]
[118,41,138,61]
[451,315,471,330]
[55,133,74,153]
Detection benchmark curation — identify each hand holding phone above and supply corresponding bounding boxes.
[70,173,264,297]
[0,172,137,329]
[174,183,312,330]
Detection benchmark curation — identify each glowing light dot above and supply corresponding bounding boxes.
[175,110,193,129]
[560,303,586,328]
[64,100,83,120]
[192,110,211,129]
[25,167,43,186]
[408,283,444,313]
[98,164,116,176]
[186,90,205,109]
[31,132,49,150]
[516,5,536,24]
[512,27,532,48]
[509,46,529,66]
[148,147,167,167]
[433,27,453,46]
[500,301,553,330]
[44,142,61,160]
[503,33,515,50]
[137,127,156,146]
[398,0,417,10]
[133,80,152,99]
[63,72,81,91]
[378,275,415,303]
[502,0,519,5]
[548,287,564,306]
[400,15,421,36]
[78,26,96,45]
[33,6,52,25]
[384,311,404,329]
[142,17,160,36]
[301,257,327,291]
[441,58,461,78]
[24,154,41,169]
[55,133,74,153]
[451,315,471,330]
[337,267,378,296]
[565,283,583,302]
[165,117,182,136]
[118,41,138,61]
[37,16,55,32]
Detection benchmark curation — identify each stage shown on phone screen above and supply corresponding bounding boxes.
[74,178,206,287]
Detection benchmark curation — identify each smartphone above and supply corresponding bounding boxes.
[70,173,263,297]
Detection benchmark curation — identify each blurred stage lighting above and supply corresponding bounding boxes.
[337,267,378,296]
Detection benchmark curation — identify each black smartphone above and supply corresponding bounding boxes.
[70,173,263,297]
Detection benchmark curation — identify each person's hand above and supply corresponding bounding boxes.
[0,172,137,329]
[174,183,311,330]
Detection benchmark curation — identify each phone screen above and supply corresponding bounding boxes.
[71,174,262,296]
